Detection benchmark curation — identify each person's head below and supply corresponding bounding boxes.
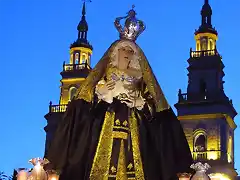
[110,40,140,70]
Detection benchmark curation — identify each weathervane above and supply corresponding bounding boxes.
[114,5,146,41]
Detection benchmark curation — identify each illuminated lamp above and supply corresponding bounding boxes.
[209,173,231,180]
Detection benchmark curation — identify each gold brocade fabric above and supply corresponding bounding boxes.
[137,50,170,112]
[89,111,115,180]
[116,140,128,180]
[128,111,144,180]
[74,40,170,112]
[90,109,145,180]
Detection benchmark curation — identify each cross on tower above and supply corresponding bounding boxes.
[82,0,92,2]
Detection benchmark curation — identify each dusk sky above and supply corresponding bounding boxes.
[0,0,240,175]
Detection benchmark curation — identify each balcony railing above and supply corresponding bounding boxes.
[193,151,208,161]
[192,150,222,162]
[49,101,68,113]
[190,48,220,58]
[179,93,188,101]
[177,90,208,102]
[62,62,91,72]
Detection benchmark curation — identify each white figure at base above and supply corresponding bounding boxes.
[190,162,211,180]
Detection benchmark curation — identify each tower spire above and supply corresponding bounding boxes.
[70,1,92,50]
[201,0,212,27]
[194,0,218,51]
[77,2,88,40]
[82,2,86,16]
[195,0,217,35]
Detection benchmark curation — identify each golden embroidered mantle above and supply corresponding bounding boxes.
[74,40,169,112]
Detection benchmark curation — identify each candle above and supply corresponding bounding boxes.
[17,170,28,180]
[47,170,59,180]
[179,178,189,180]
[48,175,59,180]
[178,173,191,180]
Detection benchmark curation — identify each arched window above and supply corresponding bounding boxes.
[200,37,207,51]
[194,134,206,152]
[204,17,207,24]
[194,133,207,161]
[75,53,79,64]
[82,54,86,64]
[69,87,77,101]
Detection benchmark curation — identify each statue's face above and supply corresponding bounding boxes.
[118,46,134,70]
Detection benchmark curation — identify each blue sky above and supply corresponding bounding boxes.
[0,0,240,176]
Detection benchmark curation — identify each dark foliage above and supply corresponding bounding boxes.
[0,172,11,180]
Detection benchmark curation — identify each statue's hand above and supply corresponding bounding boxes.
[96,80,116,96]
[106,80,116,90]
[135,98,145,110]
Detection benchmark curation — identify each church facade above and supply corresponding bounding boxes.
[44,1,238,179]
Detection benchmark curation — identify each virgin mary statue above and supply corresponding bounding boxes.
[46,7,193,180]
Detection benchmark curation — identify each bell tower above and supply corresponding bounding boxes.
[44,2,92,155]
[60,2,92,105]
[175,0,238,179]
